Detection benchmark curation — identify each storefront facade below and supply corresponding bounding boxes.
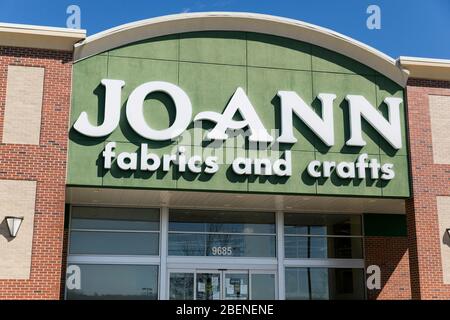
[0,13,449,300]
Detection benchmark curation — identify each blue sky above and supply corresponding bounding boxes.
[1,0,449,59]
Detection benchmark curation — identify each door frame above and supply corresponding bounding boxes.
[167,267,278,300]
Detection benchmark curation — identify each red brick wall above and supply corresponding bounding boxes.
[405,78,450,299]
[365,237,411,300]
[0,46,72,299]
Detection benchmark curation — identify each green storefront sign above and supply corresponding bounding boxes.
[68,31,410,198]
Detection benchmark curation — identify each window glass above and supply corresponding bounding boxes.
[284,213,362,236]
[285,236,363,259]
[169,210,275,234]
[70,231,159,255]
[285,268,365,300]
[251,274,276,300]
[168,233,275,257]
[66,264,158,300]
[71,207,160,231]
[310,268,329,300]
[196,273,221,300]
[224,273,249,300]
[285,268,309,300]
[168,210,276,257]
[169,273,194,300]
[284,213,363,259]
[69,207,160,255]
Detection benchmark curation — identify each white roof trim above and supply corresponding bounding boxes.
[400,56,450,65]
[399,56,450,82]
[74,12,409,87]
[0,22,86,51]
[0,22,86,35]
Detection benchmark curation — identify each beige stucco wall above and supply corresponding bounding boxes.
[437,196,450,284]
[2,65,44,145]
[0,180,37,279]
[429,95,450,164]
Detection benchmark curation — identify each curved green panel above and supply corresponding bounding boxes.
[68,31,410,198]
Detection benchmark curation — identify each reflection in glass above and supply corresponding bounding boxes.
[285,268,309,300]
[284,236,363,259]
[66,264,158,300]
[168,210,276,257]
[285,268,365,300]
[168,233,275,257]
[310,268,329,300]
[284,213,363,260]
[170,273,194,300]
[284,213,362,236]
[71,207,160,231]
[251,274,276,300]
[70,231,159,255]
[310,237,327,258]
[196,273,221,300]
[169,210,275,233]
[69,207,160,255]
[224,273,249,300]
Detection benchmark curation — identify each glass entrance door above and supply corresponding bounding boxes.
[196,271,221,300]
[169,269,276,300]
[223,271,249,300]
